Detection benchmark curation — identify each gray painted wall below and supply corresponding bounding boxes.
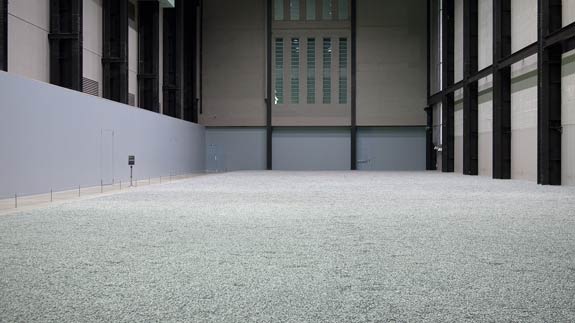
[357,127,426,171]
[205,128,267,172]
[0,72,205,197]
[272,128,351,171]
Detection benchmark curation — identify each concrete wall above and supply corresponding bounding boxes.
[478,89,493,177]
[357,127,426,171]
[356,0,426,126]
[201,0,266,126]
[7,0,50,82]
[205,128,266,172]
[128,0,138,106]
[0,72,205,197]
[272,128,351,170]
[563,50,575,185]
[454,97,464,174]
[83,0,103,96]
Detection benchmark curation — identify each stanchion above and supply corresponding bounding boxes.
[101,180,103,193]
[50,189,53,202]
[15,194,17,209]
[78,185,81,197]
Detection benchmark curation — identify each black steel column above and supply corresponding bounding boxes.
[492,0,511,179]
[163,1,183,118]
[425,106,437,170]
[537,0,562,185]
[183,0,199,123]
[350,0,357,170]
[266,0,272,170]
[441,0,455,173]
[463,0,478,175]
[49,0,83,91]
[102,0,129,104]
[0,0,7,71]
[137,1,159,112]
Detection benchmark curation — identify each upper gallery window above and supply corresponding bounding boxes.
[273,0,350,21]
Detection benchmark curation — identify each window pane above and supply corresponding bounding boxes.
[291,38,300,104]
[322,38,332,104]
[290,0,300,20]
[274,0,284,20]
[338,0,348,20]
[306,0,316,20]
[275,38,284,104]
[339,38,348,104]
[307,38,316,104]
[322,0,333,20]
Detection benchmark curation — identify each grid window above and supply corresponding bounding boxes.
[274,0,284,20]
[291,38,300,104]
[275,38,284,104]
[307,38,316,104]
[290,0,300,20]
[338,0,349,20]
[338,38,348,104]
[322,0,333,20]
[322,38,332,104]
[306,0,316,20]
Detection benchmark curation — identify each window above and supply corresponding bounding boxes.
[274,0,284,20]
[291,38,300,104]
[306,0,316,20]
[290,0,300,20]
[322,0,333,20]
[338,38,348,104]
[275,38,284,104]
[338,0,349,20]
[322,38,332,104]
[307,38,316,103]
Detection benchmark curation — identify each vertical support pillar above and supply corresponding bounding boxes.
[492,0,511,179]
[266,0,273,170]
[0,0,7,71]
[102,0,129,104]
[463,0,478,175]
[350,0,357,170]
[49,0,83,91]
[425,106,437,170]
[183,0,199,123]
[162,0,183,118]
[137,1,160,112]
[537,0,562,185]
[441,0,455,173]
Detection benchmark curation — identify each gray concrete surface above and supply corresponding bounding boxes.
[1,171,575,322]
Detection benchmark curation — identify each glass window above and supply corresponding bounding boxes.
[306,0,316,20]
[290,0,300,20]
[291,38,300,104]
[274,0,284,20]
[338,38,348,104]
[338,0,348,20]
[322,0,333,20]
[275,38,284,104]
[307,38,316,104]
[322,38,332,104]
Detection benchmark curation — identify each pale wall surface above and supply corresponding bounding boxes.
[356,0,426,126]
[205,128,267,172]
[0,72,205,197]
[357,127,426,171]
[563,51,575,185]
[7,0,50,82]
[201,0,266,126]
[83,0,103,96]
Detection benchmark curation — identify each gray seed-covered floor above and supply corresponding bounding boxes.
[1,171,575,322]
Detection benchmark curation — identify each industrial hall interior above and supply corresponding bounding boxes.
[0,0,574,321]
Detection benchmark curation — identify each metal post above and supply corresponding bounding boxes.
[50,189,53,202]
[120,180,122,190]
[14,193,17,208]
[130,165,133,187]
[101,180,103,193]
[78,185,81,197]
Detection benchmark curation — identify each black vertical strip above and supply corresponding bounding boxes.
[199,0,203,115]
[350,0,357,170]
[49,0,83,91]
[266,0,272,170]
[427,0,431,99]
[102,0,128,104]
[537,0,562,185]
[0,0,7,71]
[425,106,437,170]
[492,0,511,179]
[162,2,182,119]
[463,0,478,175]
[183,0,198,123]
[137,1,159,112]
[441,0,454,173]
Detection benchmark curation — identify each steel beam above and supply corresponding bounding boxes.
[441,0,454,173]
[266,0,272,170]
[49,0,83,91]
[138,0,160,112]
[492,0,511,179]
[463,0,478,175]
[425,106,437,170]
[0,0,6,71]
[350,0,357,170]
[537,0,562,185]
[162,1,182,118]
[102,0,128,104]
[183,0,199,123]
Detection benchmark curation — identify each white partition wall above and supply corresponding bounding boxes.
[0,72,205,197]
